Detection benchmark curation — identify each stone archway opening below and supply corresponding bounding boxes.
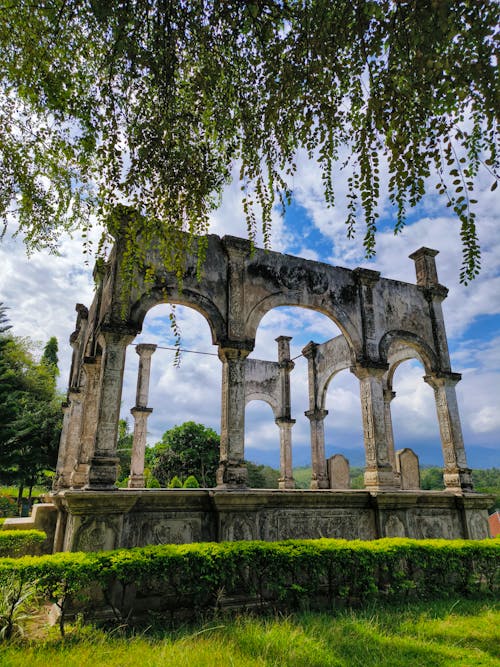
[389,358,442,491]
[250,305,344,489]
[120,303,221,487]
[323,369,364,489]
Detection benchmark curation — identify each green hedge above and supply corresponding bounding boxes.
[0,538,498,627]
[0,530,46,558]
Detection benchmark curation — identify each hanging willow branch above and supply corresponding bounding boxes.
[0,0,498,284]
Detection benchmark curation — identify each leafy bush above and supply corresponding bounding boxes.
[183,476,199,488]
[0,530,46,558]
[0,538,497,635]
[0,495,16,518]
[168,476,182,488]
[0,573,37,641]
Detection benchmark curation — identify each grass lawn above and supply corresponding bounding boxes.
[0,599,498,666]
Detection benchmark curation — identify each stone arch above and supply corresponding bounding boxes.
[244,294,362,359]
[316,335,356,410]
[379,330,438,387]
[128,285,226,346]
[245,394,280,419]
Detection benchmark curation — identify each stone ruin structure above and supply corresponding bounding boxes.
[44,227,491,552]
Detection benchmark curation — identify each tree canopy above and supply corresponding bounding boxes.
[0,332,62,502]
[151,421,220,487]
[0,1,498,282]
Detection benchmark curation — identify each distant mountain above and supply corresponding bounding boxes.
[246,443,498,470]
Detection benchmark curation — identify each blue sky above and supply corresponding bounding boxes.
[0,152,499,471]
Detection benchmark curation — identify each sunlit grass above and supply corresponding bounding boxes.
[0,598,498,667]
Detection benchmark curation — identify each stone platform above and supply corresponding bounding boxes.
[50,489,492,553]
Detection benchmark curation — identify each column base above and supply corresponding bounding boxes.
[364,467,398,490]
[444,468,473,492]
[128,474,145,489]
[278,477,295,490]
[216,461,248,488]
[70,464,90,489]
[310,474,329,490]
[85,456,119,490]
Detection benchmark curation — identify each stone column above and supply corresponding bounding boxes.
[276,417,295,489]
[302,341,329,489]
[55,389,84,489]
[276,335,295,489]
[52,402,71,491]
[305,408,329,489]
[70,357,102,488]
[409,247,452,371]
[128,344,157,488]
[424,372,473,491]
[383,388,398,474]
[216,346,250,488]
[353,364,396,489]
[87,330,134,489]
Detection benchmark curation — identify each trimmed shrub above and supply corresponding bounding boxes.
[168,476,182,488]
[183,476,200,488]
[0,538,498,633]
[0,530,46,558]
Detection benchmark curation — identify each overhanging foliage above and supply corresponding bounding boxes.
[0,1,498,282]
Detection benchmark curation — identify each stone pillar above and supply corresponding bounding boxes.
[52,402,71,491]
[216,346,250,488]
[302,341,329,489]
[128,344,157,488]
[424,372,473,491]
[276,418,295,489]
[383,388,397,473]
[353,364,396,489]
[55,389,84,489]
[70,357,102,488]
[305,408,329,489]
[409,247,452,371]
[276,335,295,489]
[87,331,134,489]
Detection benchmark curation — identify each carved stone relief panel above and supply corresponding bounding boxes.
[74,515,121,552]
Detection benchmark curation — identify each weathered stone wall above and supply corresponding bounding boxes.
[50,489,492,553]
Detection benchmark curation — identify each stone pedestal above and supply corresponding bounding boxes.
[327,454,350,489]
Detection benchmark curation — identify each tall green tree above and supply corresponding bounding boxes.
[116,418,133,484]
[0,1,497,283]
[0,335,62,506]
[40,337,59,378]
[152,422,220,487]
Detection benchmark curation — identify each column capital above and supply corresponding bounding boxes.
[131,406,153,416]
[424,371,462,390]
[218,344,252,362]
[305,408,328,421]
[301,340,318,359]
[275,417,296,427]
[351,361,389,380]
[99,328,136,347]
[135,343,157,358]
